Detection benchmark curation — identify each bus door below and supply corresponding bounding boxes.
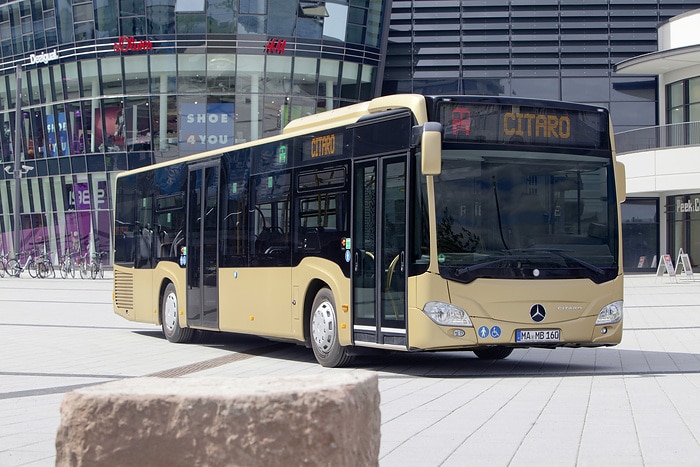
[353,156,408,348]
[186,161,220,330]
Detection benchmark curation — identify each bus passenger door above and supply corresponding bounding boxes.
[186,162,220,330]
[352,156,408,348]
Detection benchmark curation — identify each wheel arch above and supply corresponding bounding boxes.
[154,264,186,327]
[157,278,172,326]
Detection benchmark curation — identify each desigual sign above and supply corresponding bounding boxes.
[29,49,59,65]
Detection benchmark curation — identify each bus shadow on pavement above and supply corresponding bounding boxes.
[131,329,700,378]
[349,347,700,379]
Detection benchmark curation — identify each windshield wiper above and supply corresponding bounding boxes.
[455,248,606,277]
[455,255,529,276]
[510,248,605,275]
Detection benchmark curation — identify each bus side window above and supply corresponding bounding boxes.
[154,193,185,260]
[221,149,252,267]
[296,192,348,266]
[135,177,154,268]
[252,172,291,266]
[114,173,139,266]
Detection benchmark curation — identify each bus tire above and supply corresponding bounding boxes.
[310,288,353,368]
[473,346,513,360]
[161,282,193,343]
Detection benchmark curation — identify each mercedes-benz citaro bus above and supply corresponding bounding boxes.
[113,94,625,367]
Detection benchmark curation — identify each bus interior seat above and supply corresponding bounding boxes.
[160,242,172,258]
[256,227,289,256]
[588,222,607,241]
[300,226,322,252]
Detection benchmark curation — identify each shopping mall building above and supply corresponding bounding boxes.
[0,0,700,271]
[0,0,389,262]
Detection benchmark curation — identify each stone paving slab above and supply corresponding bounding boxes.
[1,274,700,466]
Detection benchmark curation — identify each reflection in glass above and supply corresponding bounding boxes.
[433,149,618,283]
[208,0,236,33]
[323,3,347,41]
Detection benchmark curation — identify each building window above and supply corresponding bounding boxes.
[667,80,686,124]
[622,198,659,272]
[667,194,700,272]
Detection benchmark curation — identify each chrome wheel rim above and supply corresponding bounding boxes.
[311,299,335,354]
[163,291,178,333]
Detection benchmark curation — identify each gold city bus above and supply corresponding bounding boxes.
[113,94,626,367]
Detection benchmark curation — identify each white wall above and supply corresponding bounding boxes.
[619,146,700,195]
[658,9,700,50]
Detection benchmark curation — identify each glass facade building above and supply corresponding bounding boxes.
[0,0,389,264]
[383,0,700,134]
[615,8,700,273]
[384,0,700,273]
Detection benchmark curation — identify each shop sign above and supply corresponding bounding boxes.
[265,38,287,55]
[676,197,700,213]
[180,102,234,152]
[114,36,153,53]
[29,49,59,65]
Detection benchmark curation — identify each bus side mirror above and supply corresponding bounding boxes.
[615,161,626,204]
[421,122,442,176]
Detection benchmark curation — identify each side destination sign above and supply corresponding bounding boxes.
[440,101,609,150]
[302,132,344,162]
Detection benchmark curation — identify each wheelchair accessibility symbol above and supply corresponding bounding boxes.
[478,325,502,339]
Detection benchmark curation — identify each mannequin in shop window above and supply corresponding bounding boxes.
[114,109,125,149]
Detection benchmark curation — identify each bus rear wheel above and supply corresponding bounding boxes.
[473,346,513,360]
[161,282,193,343]
[310,288,352,368]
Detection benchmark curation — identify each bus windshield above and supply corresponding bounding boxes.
[433,148,618,284]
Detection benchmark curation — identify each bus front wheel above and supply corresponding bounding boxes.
[473,346,513,360]
[310,288,352,368]
[161,282,193,343]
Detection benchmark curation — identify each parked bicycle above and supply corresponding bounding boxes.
[5,251,38,278]
[36,252,55,279]
[59,249,75,279]
[90,251,107,280]
[76,252,90,279]
[0,252,10,278]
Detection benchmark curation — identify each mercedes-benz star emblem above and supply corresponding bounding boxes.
[530,304,546,322]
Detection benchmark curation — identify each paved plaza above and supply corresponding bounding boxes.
[1,272,700,466]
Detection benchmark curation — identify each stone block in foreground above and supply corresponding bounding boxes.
[55,371,380,467]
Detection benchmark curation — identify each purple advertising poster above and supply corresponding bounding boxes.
[95,181,110,257]
[180,102,234,152]
[74,182,92,255]
[64,212,82,256]
[94,107,125,151]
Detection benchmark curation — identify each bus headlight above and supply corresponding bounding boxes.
[596,300,623,325]
[423,301,473,327]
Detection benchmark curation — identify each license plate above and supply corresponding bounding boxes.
[516,329,560,343]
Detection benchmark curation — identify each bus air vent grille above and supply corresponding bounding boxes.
[114,270,134,309]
